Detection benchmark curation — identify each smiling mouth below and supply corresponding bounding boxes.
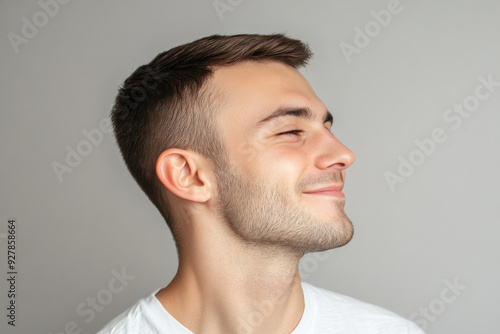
[303,185,345,198]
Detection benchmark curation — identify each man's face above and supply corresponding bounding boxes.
[211,61,355,255]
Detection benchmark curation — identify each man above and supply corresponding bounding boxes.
[98,34,424,333]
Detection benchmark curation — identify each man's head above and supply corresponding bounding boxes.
[112,34,354,254]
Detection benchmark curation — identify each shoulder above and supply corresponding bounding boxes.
[301,282,425,334]
[96,292,156,334]
[96,290,188,334]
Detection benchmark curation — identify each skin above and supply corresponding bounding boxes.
[155,61,355,334]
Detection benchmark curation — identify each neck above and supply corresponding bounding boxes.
[156,220,306,334]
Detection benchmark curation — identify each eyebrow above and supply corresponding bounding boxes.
[256,107,334,128]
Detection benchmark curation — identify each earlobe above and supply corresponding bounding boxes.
[156,149,212,203]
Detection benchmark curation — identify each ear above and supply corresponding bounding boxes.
[156,148,213,203]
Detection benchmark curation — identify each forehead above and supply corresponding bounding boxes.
[211,61,326,128]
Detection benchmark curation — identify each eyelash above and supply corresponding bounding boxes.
[277,130,304,136]
[277,123,333,137]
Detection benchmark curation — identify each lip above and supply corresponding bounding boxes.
[303,185,345,198]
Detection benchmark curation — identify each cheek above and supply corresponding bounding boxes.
[257,146,308,184]
[234,140,259,165]
[223,131,259,167]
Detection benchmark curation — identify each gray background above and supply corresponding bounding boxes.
[1,0,499,333]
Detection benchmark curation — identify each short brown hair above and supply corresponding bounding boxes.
[111,34,312,236]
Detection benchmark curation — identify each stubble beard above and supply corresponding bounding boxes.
[213,161,354,256]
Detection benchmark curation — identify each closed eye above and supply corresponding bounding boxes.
[277,129,304,136]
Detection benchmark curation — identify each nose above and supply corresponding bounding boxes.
[314,131,355,171]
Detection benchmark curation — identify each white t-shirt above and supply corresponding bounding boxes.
[97,282,425,333]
